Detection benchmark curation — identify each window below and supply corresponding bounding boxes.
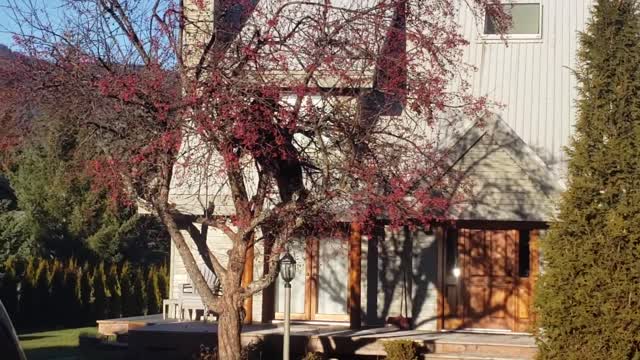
[518,230,531,278]
[484,3,542,39]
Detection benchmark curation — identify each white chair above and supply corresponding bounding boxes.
[176,264,221,321]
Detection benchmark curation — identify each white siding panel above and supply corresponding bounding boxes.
[458,0,594,176]
[169,225,233,300]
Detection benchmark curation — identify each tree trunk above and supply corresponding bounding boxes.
[217,298,243,360]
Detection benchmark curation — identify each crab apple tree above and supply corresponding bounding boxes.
[1,0,507,358]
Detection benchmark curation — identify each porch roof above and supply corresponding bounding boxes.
[444,114,565,222]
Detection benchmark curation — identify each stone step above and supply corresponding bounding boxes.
[432,342,536,360]
[424,353,533,360]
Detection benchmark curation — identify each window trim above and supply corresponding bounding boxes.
[480,2,543,41]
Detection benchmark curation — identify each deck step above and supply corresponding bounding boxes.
[424,353,533,360]
[433,342,536,359]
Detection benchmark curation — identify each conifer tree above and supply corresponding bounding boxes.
[91,262,107,320]
[33,260,50,328]
[120,262,134,317]
[132,267,146,316]
[535,1,640,358]
[156,263,169,307]
[48,259,65,327]
[0,257,19,322]
[18,258,36,329]
[106,263,121,318]
[63,260,81,327]
[146,266,160,315]
[79,263,92,324]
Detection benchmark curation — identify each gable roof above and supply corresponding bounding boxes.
[444,114,565,222]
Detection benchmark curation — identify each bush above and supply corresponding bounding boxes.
[132,268,147,316]
[92,262,107,320]
[120,262,134,317]
[18,258,36,328]
[0,257,164,327]
[63,260,81,326]
[48,260,65,326]
[157,263,169,304]
[0,257,19,321]
[146,266,160,315]
[383,340,418,360]
[106,263,121,318]
[33,260,50,326]
[79,263,92,323]
[301,352,324,360]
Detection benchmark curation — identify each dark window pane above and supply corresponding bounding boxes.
[446,229,458,275]
[519,230,531,278]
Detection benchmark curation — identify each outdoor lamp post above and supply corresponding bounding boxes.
[280,250,296,360]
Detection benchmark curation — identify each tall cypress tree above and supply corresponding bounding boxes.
[106,263,121,318]
[132,267,147,316]
[63,259,81,327]
[535,1,640,358]
[79,263,92,324]
[0,257,19,323]
[92,262,107,320]
[18,258,36,329]
[146,266,160,315]
[120,262,134,317]
[48,259,65,327]
[33,260,50,328]
[157,263,169,307]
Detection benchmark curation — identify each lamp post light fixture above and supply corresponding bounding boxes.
[280,250,296,360]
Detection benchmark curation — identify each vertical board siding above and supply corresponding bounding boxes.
[457,0,593,175]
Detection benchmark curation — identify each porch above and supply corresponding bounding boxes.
[98,316,537,359]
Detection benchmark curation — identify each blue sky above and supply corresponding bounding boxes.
[0,0,64,47]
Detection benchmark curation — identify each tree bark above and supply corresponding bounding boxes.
[217,295,243,360]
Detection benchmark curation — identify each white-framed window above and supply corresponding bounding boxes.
[482,2,542,40]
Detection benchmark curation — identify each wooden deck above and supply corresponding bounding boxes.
[96,317,537,359]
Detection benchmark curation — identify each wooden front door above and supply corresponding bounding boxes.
[275,238,350,322]
[443,228,539,332]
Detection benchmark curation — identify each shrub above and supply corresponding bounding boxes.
[383,340,418,360]
[48,260,65,326]
[79,262,92,323]
[146,266,160,315]
[132,267,146,316]
[33,259,50,327]
[63,260,81,326]
[157,263,169,303]
[106,263,121,318]
[301,352,324,360]
[18,258,36,328]
[120,262,135,317]
[92,262,107,320]
[0,257,19,321]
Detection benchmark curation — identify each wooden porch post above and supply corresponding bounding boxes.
[348,222,363,329]
[261,236,276,323]
[242,241,254,324]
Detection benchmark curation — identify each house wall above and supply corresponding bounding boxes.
[458,0,593,174]
[168,225,264,322]
[362,226,439,330]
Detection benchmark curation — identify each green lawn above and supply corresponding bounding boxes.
[19,327,126,360]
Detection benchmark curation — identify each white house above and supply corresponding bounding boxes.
[165,0,593,333]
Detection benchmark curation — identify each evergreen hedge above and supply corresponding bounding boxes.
[535,1,640,359]
[0,256,168,330]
